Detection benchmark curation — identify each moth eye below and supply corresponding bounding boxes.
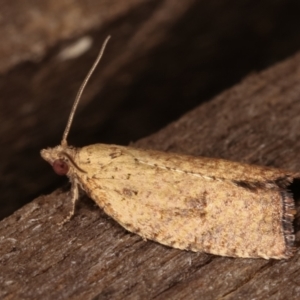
[53,159,69,176]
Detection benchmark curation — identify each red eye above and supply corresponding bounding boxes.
[53,159,69,176]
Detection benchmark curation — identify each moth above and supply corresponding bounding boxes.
[41,36,298,259]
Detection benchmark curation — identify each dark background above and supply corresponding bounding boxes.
[1,0,300,219]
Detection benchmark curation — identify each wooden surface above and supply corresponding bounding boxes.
[0,0,148,74]
[1,51,300,299]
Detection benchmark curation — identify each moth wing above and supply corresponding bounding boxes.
[74,144,295,259]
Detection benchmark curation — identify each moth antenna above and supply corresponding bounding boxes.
[61,35,111,147]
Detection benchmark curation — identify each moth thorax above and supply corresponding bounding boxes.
[53,159,69,176]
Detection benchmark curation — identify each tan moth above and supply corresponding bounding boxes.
[41,36,298,259]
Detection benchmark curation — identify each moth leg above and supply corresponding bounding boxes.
[58,178,79,225]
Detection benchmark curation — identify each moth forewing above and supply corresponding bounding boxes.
[42,143,297,259]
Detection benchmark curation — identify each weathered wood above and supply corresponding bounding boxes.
[0,0,150,74]
[1,51,300,299]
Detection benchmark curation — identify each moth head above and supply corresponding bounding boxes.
[41,146,77,176]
